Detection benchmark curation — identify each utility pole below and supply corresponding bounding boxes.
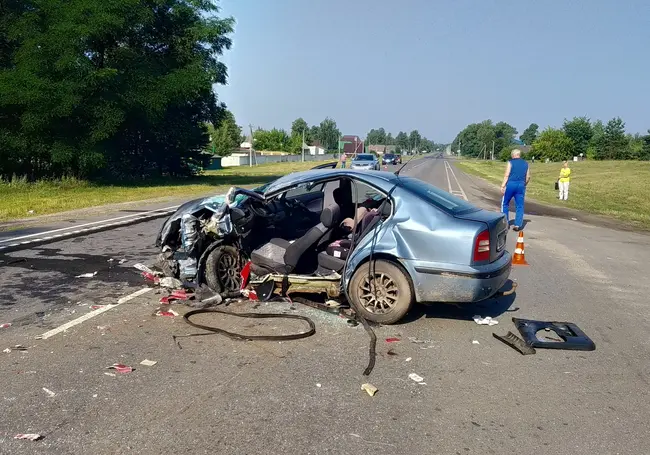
[248,124,255,167]
[302,129,305,162]
[491,141,495,160]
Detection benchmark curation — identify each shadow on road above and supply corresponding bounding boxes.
[398,279,518,325]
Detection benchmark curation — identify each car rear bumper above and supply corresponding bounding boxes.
[402,251,512,303]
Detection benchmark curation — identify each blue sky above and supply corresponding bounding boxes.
[216,0,649,142]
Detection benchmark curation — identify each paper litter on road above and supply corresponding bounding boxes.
[0,323,12,329]
[104,372,116,377]
[42,387,56,397]
[14,434,43,441]
[75,271,97,278]
[159,277,182,289]
[139,359,158,367]
[473,315,498,326]
[361,383,378,396]
[119,259,127,264]
[405,357,412,362]
[133,263,156,275]
[408,336,432,344]
[472,340,480,345]
[385,337,400,343]
[408,373,425,383]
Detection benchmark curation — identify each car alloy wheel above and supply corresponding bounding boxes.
[349,260,413,324]
[359,272,399,314]
[217,250,241,290]
[205,245,242,292]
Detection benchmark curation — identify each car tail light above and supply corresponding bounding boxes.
[473,229,490,262]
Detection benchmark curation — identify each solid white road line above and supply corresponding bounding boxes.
[0,205,180,244]
[444,161,468,201]
[37,287,154,340]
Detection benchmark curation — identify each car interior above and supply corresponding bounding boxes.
[248,178,392,277]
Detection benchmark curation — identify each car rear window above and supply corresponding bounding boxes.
[399,177,478,215]
[384,154,395,159]
[355,154,374,161]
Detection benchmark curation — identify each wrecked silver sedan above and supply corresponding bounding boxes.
[156,167,512,324]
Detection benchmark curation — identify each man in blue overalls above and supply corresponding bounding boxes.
[500,149,530,231]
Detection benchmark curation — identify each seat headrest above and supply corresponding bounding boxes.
[320,204,341,228]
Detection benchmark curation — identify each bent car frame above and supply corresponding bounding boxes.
[156,165,512,324]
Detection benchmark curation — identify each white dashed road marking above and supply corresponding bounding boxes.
[37,287,154,340]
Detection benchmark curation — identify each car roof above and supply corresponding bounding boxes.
[263,169,398,196]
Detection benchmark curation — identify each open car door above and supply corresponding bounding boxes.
[311,161,338,170]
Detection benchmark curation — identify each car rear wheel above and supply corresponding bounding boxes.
[204,245,242,293]
[349,260,413,324]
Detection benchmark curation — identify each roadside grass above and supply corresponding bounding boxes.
[456,160,650,229]
[0,161,335,223]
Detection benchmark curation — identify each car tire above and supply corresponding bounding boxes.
[349,260,413,324]
[204,245,242,293]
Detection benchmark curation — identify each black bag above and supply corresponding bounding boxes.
[554,180,559,190]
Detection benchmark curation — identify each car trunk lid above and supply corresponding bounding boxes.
[454,209,508,263]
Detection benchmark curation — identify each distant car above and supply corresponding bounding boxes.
[382,153,402,165]
[350,154,380,171]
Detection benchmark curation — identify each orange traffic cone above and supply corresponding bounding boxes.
[512,231,529,266]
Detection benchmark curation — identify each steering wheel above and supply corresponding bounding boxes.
[249,199,272,217]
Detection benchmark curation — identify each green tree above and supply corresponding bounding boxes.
[317,117,340,150]
[520,123,539,145]
[207,110,241,157]
[409,130,422,151]
[291,118,309,140]
[587,120,605,159]
[452,123,482,157]
[395,131,409,152]
[562,117,592,158]
[386,132,394,145]
[494,121,517,157]
[641,130,650,161]
[366,127,387,145]
[602,117,628,160]
[309,125,320,145]
[531,128,574,161]
[254,128,291,152]
[0,0,234,179]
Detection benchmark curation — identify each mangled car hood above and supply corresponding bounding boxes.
[155,194,227,248]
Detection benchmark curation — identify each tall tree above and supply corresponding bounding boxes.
[254,128,291,152]
[588,120,605,159]
[207,110,241,157]
[602,117,628,160]
[386,132,394,146]
[641,130,650,161]
[531,128,574,162]
[309,125,320,145]
[494,121,517,157]
[452,123,482,157]
[409,130,422,151]
[291,118,309,139]
[395,131,409,152]
[317,117,340,150]
[0,0,234,179]
[562,117,592,157]
[476,120,495,158]
[520,123,539,145]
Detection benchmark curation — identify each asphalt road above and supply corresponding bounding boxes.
[1,156,650,454]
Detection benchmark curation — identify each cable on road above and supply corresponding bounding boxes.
[173,307,316,347]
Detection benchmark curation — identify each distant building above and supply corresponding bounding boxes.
[308,145,326,155]
[339,135,364,156]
